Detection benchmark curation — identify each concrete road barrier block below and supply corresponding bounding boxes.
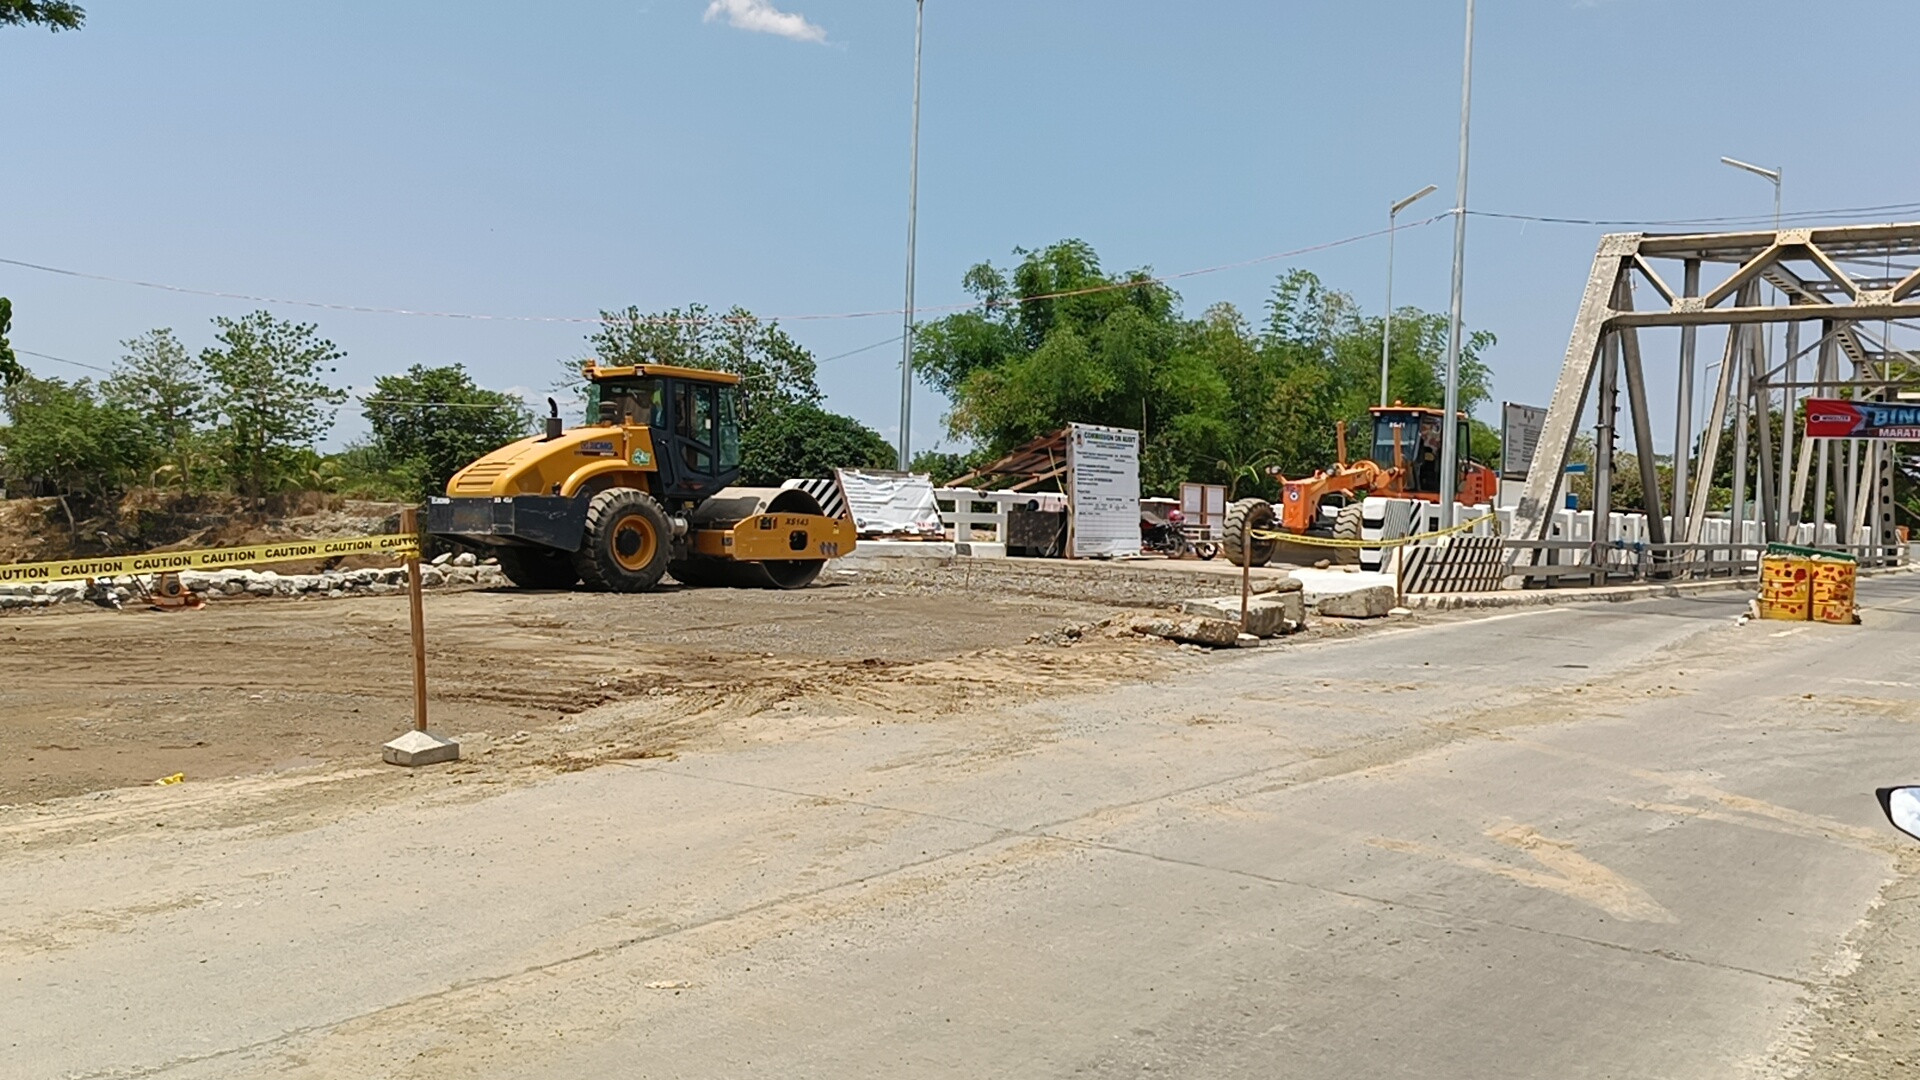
[1180,592,1305,637]
[1314,584,1397,618]
[1133,616,1244,648]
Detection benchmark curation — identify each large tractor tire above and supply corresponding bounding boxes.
[1331,502,1365,566]
[1222,498,1278,568]
[495,545,580,590]
[574,488,673,593]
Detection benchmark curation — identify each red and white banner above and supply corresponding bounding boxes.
[1804,398,1920,441]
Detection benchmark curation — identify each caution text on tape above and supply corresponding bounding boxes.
[0,533,420,585]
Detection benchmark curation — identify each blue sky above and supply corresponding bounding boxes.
[4,0,1915,458]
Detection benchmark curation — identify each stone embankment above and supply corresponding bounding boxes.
[0,552,503,609]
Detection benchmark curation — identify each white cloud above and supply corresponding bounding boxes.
[703,0,827,44]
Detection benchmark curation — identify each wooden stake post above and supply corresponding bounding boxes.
[402,508,429,731]
[380,509,456,765]
[1240,526,1251,633]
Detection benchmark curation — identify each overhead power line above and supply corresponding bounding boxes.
[0,215,1445,329]
[7,198,1920,337]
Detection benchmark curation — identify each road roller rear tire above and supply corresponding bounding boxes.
[495,545,580,590]
[1222,498,1277,568]
[575,488,672,593]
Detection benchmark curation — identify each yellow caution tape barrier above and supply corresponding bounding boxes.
[1250,512,1499,549]
[0,533,420,585]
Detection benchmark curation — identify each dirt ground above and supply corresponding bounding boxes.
[0,557,1354,806]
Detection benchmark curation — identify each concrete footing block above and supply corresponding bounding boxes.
[383,729,461,767]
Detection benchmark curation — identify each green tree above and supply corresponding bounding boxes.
[915,247,1497,499]
[0,298,22,387]
[0,375,146,528]
[0,1,84,30]
[908,448,979,485]
[737,400,894,486]
[917,240,1181,460]
[578,304,820,424]
[363,364,532,498]
[199,311,347,498]
[103,328,206,483]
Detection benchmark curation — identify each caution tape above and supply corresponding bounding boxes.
[0,533,420,585]
[1250,512,1499,549]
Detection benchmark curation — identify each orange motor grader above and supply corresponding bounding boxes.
[1222,405,1499,567]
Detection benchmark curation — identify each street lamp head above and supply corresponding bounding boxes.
[1392,184,1440,216]
[1720,156,1781,184]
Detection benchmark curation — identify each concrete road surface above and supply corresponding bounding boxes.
[8,577,1920,1079]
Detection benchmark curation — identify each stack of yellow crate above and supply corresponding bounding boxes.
[1810,557,1859,624]
[1759,543,1857,625]
[1758,551,1811,620]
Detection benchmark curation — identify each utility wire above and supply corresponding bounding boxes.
[0,215,1446,329]
[16,348,113,374]
[1469,200,1920,229]
[9,198,1920,335]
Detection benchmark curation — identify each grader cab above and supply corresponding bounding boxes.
[426,363,853,592]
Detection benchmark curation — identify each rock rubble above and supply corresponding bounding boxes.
[0,560,505,610]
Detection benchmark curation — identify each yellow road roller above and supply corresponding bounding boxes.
[426,363,854,591]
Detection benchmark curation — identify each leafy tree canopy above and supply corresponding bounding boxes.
[0,298,22,387]
[0,0,83,30]
[914,243,1497,498]
[200,311,347,498]
[363,364,532,499]
[0,375,146,507]
[737,400,894,486]
[103,328,205,460]
[580,304,819,424]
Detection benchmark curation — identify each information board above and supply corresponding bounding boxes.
[1501,401,1548,479]
[1066,423,1141,558]
[1805,398,1920,440]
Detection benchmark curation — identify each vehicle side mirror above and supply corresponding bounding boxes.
[1876,786,1920,840]
[598,400,620,426]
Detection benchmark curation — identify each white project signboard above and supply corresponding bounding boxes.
[1067,423,1142,558]
[1501,401,1548,480]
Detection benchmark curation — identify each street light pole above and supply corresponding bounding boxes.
[1439,0,1475,529]
[896,0,926,471]
[1381,184,1438,409]
[1720,155,1782,536]
[1720,156,1782,230]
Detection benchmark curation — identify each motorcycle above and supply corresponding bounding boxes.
[1141,507,1218,561]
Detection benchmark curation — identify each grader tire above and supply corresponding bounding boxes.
[495,546,579,590]
[574,488,672,593]
[1331,502,1365,566]
[1222,498,1277,568]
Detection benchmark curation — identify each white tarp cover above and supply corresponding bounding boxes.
[835,469,945,537]
[1067,423,1142,557]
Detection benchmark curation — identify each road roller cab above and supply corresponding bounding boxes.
[425,363,854,592]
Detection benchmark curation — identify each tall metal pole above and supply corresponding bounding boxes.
[895,0,926,471]
[1381,185,1436,409]
[1439,0,1475,528]
[1381,215,1397,410]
